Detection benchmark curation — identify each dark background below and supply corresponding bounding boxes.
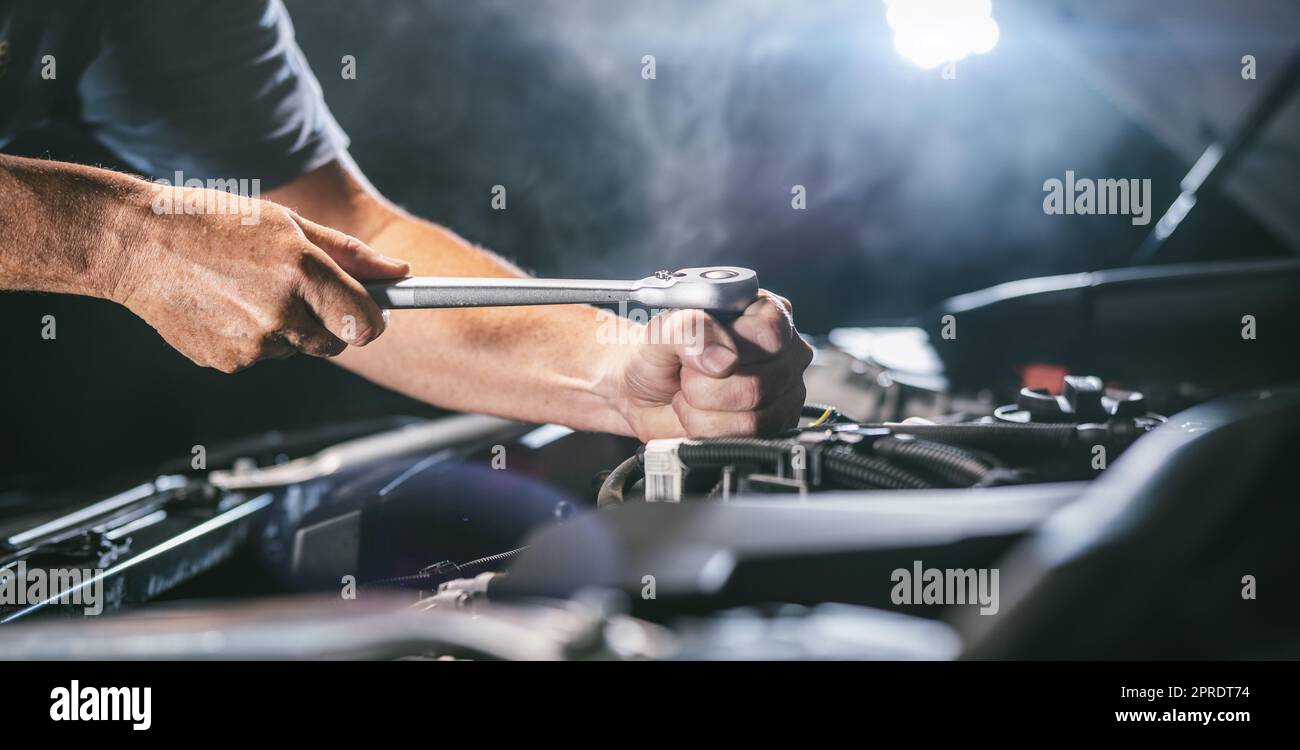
[2,0,1295,492]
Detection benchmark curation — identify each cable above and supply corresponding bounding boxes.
[459,548,526,574]
[671,438,935,491]
[365,547,527,589]
[602,417,1061,498]
[802,402,846,426]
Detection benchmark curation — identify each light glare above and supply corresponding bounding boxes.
[884,0,1000,69]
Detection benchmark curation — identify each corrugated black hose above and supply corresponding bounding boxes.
[676,438,795,468]
[886,422,1076,454]
[872,435,993,487]
[822,446,936,490]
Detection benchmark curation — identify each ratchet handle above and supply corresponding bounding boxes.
[365,277,637,309]
[365,267,760,312]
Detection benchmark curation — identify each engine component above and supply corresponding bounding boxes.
[605,375,1164,503]
[993,375,1156,424]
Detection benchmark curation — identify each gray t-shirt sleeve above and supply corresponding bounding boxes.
[76,0,347,188]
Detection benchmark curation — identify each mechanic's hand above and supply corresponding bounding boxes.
[110,187,409,373]
[602,291,814,440]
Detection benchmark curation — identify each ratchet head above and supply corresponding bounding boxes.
[631,267,760,312]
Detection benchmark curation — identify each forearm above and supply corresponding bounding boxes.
[332,212,637,435]
[0,153,141,300]
[270,160,809,440]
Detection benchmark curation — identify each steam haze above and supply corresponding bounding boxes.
[291,0,1286,330]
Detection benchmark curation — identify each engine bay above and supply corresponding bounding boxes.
[3,259,1297,661]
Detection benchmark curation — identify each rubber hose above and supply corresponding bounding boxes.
[823,447,935,490]
[874,436,991,487]
[676,438,795,470]
[597,453,644,507]
[887,422,1075,452]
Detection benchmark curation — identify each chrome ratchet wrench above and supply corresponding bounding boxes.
[364,267,759,313]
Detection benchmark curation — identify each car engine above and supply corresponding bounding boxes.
[3,259,1297,661]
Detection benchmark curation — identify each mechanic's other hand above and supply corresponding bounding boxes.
[602,291,814,440]
[111,187,410,373]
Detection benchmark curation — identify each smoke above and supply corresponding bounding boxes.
[291,0,1181,329]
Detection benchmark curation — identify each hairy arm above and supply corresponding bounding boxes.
[269,158,811,439]
[0,152,407,371]
[0,153,139,299]
[269,158,632,434]
[0,151,808,440]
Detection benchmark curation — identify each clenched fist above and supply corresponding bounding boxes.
[598,291,814,440]
[108,185,409,373]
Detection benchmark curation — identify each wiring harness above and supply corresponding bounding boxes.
[598,392,1165,503]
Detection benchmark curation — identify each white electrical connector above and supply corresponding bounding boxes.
[642,438,690,502]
